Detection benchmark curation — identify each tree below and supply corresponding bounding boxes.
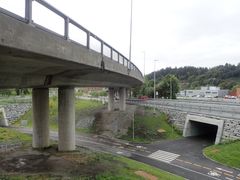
[156,75,180,99]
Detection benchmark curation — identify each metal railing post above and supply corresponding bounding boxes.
[110,48,113,60]
[64,17,69,40]
[101,42,103,56]
[25,0,32,24]
[86,32,90,49]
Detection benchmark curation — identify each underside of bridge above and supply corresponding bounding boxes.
[183,115,224,144]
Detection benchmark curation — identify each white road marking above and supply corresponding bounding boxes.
[148,150,180,163]
[208,171,221,177]
[225,177,234,180]
[216,167,233,174]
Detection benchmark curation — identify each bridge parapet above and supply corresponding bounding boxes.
[0,0,143,81]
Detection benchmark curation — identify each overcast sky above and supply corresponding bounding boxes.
[1,0,240,74]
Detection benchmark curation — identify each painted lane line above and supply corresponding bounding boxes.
[175,159,183,162]
[223,173,234,178]
[225,177,234,180]
[216,167,233,174]
[202,166,212,171]
[193,163,202,168]
[184,161,193,165]
[148,150,180,163]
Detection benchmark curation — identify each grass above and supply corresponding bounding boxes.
[96,155,183,180]
[203,140,240,169]
[0,152,183,180]
[122,108,181,143]
[15,97,103,131]
[0,127,31,144]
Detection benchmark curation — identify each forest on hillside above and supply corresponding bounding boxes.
[147,63,240,90]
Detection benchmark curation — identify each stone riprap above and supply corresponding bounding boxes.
[222,118,240,141]
[0,104,31,124]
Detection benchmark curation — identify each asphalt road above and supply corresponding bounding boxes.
[17,128,240,180]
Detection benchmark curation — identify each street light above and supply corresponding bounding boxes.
[142,51,146,77]
[154,60,159,114]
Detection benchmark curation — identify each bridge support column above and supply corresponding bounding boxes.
[108,88,114,111]
[32,88,49,148]
[119,87,126,111]
[58,87,75,151]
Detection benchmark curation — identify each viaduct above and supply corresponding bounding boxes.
[0,0,143,151]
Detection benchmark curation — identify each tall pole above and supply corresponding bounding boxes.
[170,77,172,99]
[129,0,133,63]
[154,60,159,114]
[142,51,146,77]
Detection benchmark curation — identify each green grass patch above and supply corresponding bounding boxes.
[96,155,183,179]
[0,127,31,144]
[0,154,183,180]
[203,140,240,169]
[14,97,103,131]
[122,109,181,143]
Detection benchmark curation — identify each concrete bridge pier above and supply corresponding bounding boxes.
[108,87,114,111]
[32,88,49,148]
[58,87,76,151]
[119,87,126,111]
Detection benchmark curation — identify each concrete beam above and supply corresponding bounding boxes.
[58,86,75,151]
[119,87,126,111]
[32,88,49,148]
[108,88,114,111]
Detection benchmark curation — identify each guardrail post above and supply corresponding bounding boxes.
[64,17,69,40]
[25,0,32,24]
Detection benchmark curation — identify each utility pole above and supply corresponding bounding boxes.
[154,60,159,114]
[170,77,172,99]
[142,51,146,77]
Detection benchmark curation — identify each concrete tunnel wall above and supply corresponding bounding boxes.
[183,114,224,144]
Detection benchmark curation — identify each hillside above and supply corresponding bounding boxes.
[147,63,240,90]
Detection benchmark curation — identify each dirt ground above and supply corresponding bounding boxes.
[0,145,120,179]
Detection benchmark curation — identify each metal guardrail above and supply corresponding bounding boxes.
[128,99,240,120]
[0,0,143,79]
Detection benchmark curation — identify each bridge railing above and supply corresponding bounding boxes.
[0,0,143,79]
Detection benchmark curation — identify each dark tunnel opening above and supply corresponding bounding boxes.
[188,120,218,144]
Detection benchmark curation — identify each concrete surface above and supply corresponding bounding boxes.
[58,87,75,151]
[183,115,224,144]
[0,13,143,88]
[32,88,49,148]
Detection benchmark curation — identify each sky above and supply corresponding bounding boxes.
[1,0,240,75]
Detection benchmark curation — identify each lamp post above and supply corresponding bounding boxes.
[142,51,146,77]
[154,60,159,114]
[129,0,133,63]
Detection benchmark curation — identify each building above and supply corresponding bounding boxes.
[180,86,229,98]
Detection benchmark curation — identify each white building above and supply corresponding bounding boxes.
[181,86,229,98]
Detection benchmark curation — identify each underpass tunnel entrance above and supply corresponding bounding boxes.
[183,115,224,144]
[187,121,218,143]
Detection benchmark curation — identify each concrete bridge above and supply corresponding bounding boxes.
[0,0,143,151]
